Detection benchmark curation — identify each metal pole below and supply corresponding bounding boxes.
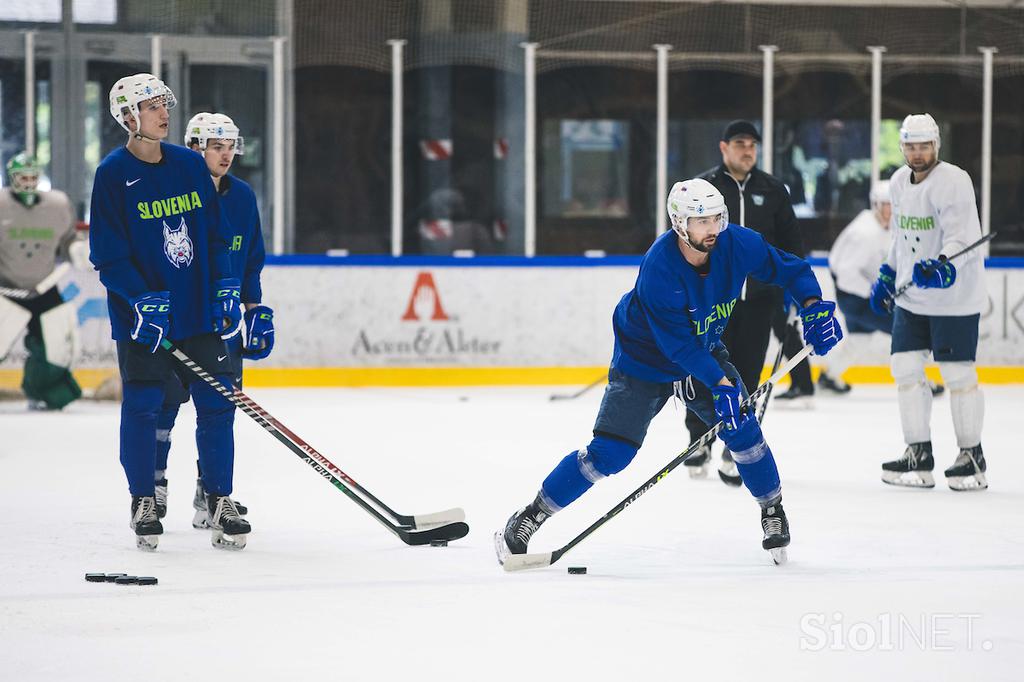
[522,42,538,257]
[654,44,672,237]
[272,36,286,255]
[759,45,777,173]
[868,46,886,186]
[388,39,406,257]
[979,47,996,255]
[24,31,35,158]
[150,34,161,79]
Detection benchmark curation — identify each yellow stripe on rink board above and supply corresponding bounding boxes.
[240,366,610,388]
[2,365,1023,391]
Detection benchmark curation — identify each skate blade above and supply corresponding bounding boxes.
[769,547,788,565]
[211,529,247,551]
[881,470,935,488]
[718,466,742,487]
[686,464,709,479]
[136,535,159,552]
[493,531,511,566]
[192,509,210,529]
[947,473,988,491]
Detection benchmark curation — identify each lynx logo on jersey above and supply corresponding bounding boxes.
[163,218,194,269]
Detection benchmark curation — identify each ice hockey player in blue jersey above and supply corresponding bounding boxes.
[153,112,273,530]
[89,73,248,551]
[495,178,843,565]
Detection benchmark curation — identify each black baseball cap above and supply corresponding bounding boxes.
[721,120,762,143]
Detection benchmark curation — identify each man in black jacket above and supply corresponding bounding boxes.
[684,120,813,485]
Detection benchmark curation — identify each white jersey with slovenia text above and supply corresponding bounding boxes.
[885,161,987,316]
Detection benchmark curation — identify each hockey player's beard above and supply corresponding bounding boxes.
[907,156,937,174]
[685,235,717,253]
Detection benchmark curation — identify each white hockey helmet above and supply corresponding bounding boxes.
[899,113,940,151]
[869,180,891,206]
[667,178,729,241]
[109,73,176,133]
[184,112,245,155]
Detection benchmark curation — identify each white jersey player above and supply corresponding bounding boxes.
[823,182,943,397]
[868,113,987,491]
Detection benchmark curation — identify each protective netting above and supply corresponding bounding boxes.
[294,1,1024,78]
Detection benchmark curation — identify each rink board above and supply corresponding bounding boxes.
[2,256,1024,387]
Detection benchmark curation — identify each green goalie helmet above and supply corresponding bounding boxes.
[6,152,41,206]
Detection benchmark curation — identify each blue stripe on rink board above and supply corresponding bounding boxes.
[266,254,1024,268]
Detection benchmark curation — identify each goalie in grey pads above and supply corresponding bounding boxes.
[868,114,988,491]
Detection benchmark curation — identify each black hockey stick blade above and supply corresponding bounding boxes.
[503,345,814,573]
[399,522,471,546]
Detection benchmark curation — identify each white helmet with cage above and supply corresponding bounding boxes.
[667,178,729,243]
[108,73,177,134]
[869,180,891,207]
[184,112,245,155]
[899,113,940,152]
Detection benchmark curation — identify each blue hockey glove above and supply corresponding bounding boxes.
[869,264,896,315]
[800,300,844,357]
[712,383,748,431]
[912,257,956,289]
[210,277,241,335]
[129,291,171,353]
[242,305,274,360]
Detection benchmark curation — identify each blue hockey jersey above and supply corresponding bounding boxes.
[88,143,233,341]
[611,224,821,389]
[218,174,265,304]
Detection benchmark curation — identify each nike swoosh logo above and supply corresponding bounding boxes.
[126,178,142,186]
[218,355,228,362]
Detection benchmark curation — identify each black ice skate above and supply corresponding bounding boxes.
[881,442,935,488]
[774,384,814,409]
[494,497,551,566]
[944,445,987,492]
[761,501,790,565]
[928,380,946,398]
[130,495,163,551]
[717,448,742,487]
[817,372,851,394]
[154,477,168,519]
[193,478,248,529]
[206,493,250,550]
[685,443,711,479]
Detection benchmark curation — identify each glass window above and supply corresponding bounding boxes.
[543,119,629,219]
[0,2,61,23]
[0,58,53,188]
[73,0,117,25]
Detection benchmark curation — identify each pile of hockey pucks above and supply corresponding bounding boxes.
[85,573,157,586]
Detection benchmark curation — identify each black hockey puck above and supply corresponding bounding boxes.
[136,576,158,586]
[85,573,107,583]
[114,576,139,585]
[103,573,127,583]
[430,539,448,547]
[568,566,587,575]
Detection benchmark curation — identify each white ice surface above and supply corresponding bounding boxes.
[1,385,1022,681]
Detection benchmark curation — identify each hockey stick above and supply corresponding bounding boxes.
[549,373,607,402]
[889,232,996,304]
[756,305,798,423]
[502,344,813,572]
[0,262,71,299]
[160,339,469,545]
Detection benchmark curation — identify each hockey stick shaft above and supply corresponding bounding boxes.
[503,344,813,571]
[549,373,607,401]
[756,305,798,423]
[160,339,467,543]
[891,232,995,300]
